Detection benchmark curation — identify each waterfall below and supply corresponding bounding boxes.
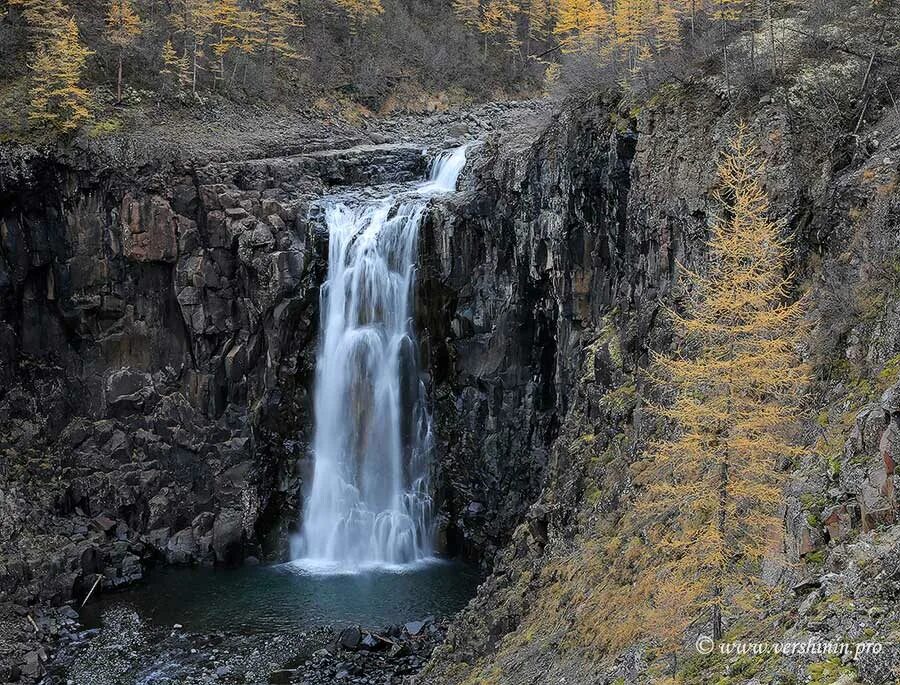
[294,145,470,571]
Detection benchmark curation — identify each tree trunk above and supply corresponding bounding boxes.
[116,51,123,103]
[713,456,728,641]
[766,0,777,76]
[721,15,730,98]
[192,39,198,95]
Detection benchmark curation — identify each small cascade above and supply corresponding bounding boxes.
[294,145,470,571]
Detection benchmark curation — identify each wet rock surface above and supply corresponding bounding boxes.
[39,603,448,685]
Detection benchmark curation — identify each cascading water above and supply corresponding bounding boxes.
[293,146,470,571]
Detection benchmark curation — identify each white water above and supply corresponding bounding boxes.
[293,146,470,571]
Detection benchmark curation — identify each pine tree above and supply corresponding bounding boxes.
[27,17,93,133]
[104,0,142,102]
[453,0,482,30]
[634,125,808,647]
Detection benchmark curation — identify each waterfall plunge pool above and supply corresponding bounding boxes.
[58,561,481,683]
[80,559,481,635]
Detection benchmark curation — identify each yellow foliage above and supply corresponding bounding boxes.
[261,0,304,61]
[453,0,482,29]
[480,0,521,52]
[9,0,92,133]
[634,123,809,648]
[332,0,385,26]
[27,17,93,133]
[105,0,141,48]
[554,0,611,52]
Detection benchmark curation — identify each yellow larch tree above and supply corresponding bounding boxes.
[161,38,191,92]
[9,0,93,133]
[553,0,610,53]
[652,0,683,51]
[169,0,214,94]
[260,0,304,63]
[526,0,553,43]
[104,0,142,102]
[27,17,93,133]
[453,0,482,30]
[332,0,384,34]
[634,124,808,647]
[206,0,260,86]
[480,0,521,54]
[612,0,652,66]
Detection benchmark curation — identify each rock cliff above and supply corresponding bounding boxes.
[1,85,899,684]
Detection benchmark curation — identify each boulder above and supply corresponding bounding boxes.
[338,626,362,650]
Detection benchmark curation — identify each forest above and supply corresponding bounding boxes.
[1,0,895,140]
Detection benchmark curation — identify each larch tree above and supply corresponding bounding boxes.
[8,0,70,38]
[27,17,93,133]
[526,0,553,45]
[480,0,521,54]
[332,0,384,34]
[104,0,142,102]
[613,0,650,65]
[169,0,214,94]
[634,125,808,647]
[260,0,304,64]
[453,0,482,30]
[161,38,190,92]
[206,0,256,86]
[8,0,93,131]
[652,0,683,51]
[553,0,609,53]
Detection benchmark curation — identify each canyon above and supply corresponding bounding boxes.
[1,87,900,684]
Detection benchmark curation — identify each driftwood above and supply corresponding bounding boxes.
[80,575,103,609]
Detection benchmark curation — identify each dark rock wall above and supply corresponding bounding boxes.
[418,89,900,685]
[0,148,334,607]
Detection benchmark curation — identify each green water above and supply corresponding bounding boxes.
[81,560,481,634]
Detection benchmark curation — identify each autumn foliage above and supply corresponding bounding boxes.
[634,124,808,647]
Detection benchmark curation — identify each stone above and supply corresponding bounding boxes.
[121,194,178,263]
[105,368,154,412]
[403,616,434,637]
[268,669,298,684]
[339,626,362,650]
[91,516,117,534]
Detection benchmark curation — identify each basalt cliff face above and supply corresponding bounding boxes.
[2,91,900,685]
[418,92,900,684]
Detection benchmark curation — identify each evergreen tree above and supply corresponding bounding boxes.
[635,125,808,646]
[104,0,142,102]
